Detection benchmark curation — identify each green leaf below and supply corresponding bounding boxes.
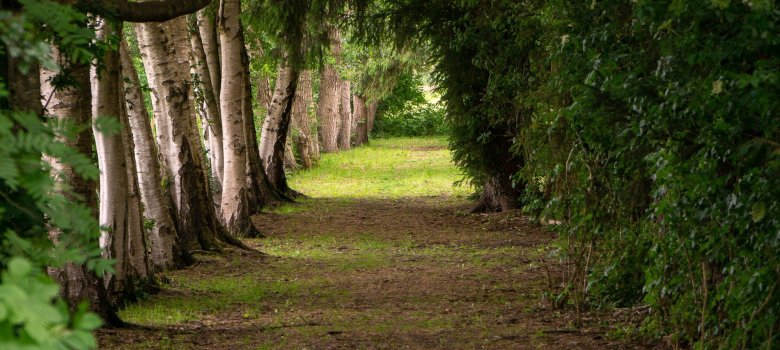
[751,202,767,222]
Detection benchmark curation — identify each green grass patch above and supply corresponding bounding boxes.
[257,233,393,271]
[289,137,472,198]
[119,275,304,326]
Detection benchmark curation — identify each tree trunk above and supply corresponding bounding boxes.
[168,18,207,170]
[283,138,298,169]
[40,46,123,326]
[353,94,368,146]
[470,176,520,213]
[189,14,224,199]
[197,9,221,101]
[136,18,231,249]
[316,28,342,152]
[257,75,273,112]
[470,133,525,213]
[259,61,297,192]
[337,80,352,150]
[120,39,188,271]
[217,0,264,236]
[291,70,318,168]
[238,38,284,207]
[367,100,378,137]
[92,21,153,303]
[9,61,42,116]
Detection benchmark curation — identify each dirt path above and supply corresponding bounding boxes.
[99,195,650,349]
[98,138,655,349]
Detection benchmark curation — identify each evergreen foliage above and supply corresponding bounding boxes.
[361,0,780,346]
[373,72,446,137]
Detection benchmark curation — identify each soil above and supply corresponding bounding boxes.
[97,196,664,349]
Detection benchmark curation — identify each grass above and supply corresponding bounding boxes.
[107,137,555,349]
[288,136,472,198]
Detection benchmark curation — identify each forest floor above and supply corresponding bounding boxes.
[98,137,659,349]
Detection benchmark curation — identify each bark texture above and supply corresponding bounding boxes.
[337,80,352,150]
[218,0,262,236]
[470,177,520,213]
[353,94,369,146]
[258,62,297,190]
[120,39,186,271]
[136,18,227,249]
[367,101,378,136]
[316,28,342,152]
[257,75,273,112]
[92,21,153,302]
[291,70,319,168]
[239,41,282,207]
[40,46,121,325]
[469,134,525,213]
[197,9,221,102]
[189,14,224,199]
[283,139,297,169]
[9,60,42,116]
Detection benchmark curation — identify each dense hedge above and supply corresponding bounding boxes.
[525,1,780,346]
[374,0,780,346]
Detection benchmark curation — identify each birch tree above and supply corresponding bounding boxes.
[120,39,187,271]
[91,20,153,302]
[258,61,298,193]
[218,0,264,236]
[136,18,231,248]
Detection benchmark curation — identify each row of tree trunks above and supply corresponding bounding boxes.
[34,1,254,328]
[291,70,319,168]
[92,21,153,303]
[337,80,352,149]
[135,18,226,250]
[120,39,186,271]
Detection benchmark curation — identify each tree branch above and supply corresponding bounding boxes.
[94,0,211,23]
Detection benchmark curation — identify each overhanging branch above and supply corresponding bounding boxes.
[93,0,211,23]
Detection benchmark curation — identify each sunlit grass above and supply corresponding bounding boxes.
[288,136,472,198]
[117,137,487,330]
[119,275,305,326]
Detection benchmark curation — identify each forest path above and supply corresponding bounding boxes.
[98,138,638,349]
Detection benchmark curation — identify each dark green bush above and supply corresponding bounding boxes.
[524,0,780,346]
[369,0,780,347]
[373,72,448,137]
[373,102,446,137]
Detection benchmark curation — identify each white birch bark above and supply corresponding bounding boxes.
[120,38,184,271]
[92,20,152,301]
[136,18,225,249]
